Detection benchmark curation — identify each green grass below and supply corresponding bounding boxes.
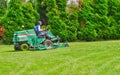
[0,40,120,75]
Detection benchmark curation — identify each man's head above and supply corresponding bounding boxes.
[38,21,42,25]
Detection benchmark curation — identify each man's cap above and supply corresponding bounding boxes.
[38,21,42,25]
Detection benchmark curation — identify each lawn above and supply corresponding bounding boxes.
[0,40,120,75]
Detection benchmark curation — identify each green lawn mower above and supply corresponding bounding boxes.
[13,29,69,51]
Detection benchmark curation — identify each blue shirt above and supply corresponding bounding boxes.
[35,25,42,35]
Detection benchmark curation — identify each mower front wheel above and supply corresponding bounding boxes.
[44,40,53,50]
[20,43,29,51]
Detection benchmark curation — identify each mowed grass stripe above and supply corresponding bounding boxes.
[96,56,120,75]
[46,50,109,72]
[45,49,118,75]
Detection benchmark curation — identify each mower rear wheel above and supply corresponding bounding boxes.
[44,40,53,49]
[14,43,20,51]
[20,43,29,51]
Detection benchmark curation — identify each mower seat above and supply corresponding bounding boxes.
[34,28,45,38]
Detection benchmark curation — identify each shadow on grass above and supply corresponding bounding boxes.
[0,50,21,53]
[0,49,50,53]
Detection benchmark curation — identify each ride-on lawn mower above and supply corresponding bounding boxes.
[13,29,69,51]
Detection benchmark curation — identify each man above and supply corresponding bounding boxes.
[35,21,44,35]
[35,21,54,39]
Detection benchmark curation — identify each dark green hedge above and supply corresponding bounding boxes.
[0,0,120,44]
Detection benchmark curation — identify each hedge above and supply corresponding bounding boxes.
[0,0,120,44]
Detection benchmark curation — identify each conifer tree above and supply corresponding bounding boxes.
[41,0,68,41]
[22,2,39,29]
[0,0,6,19]
[108,0,120,39]
[92,0,109,39]
[77,1,97,41]
[1,0,24,44]
[0,0,39,44]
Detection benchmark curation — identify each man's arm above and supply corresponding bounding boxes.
[38,25,44,31]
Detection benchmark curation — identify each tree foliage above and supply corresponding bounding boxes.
[0,0,39,44]
[0,0,6,19]
[0,0,120,44]
[77,0,120,41]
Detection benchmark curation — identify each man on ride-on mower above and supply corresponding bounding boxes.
[35,21,54,39]
[35,21,45,35]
